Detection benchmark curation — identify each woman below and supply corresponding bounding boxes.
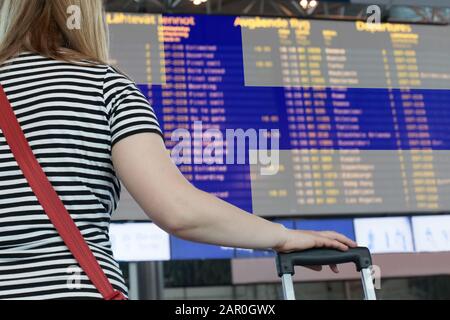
[0,0,356,300]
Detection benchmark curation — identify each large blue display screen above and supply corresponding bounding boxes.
[109,13,450,217]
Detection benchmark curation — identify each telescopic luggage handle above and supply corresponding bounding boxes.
[276,247,373,277]
[276,247,377,300]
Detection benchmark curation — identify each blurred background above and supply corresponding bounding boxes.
[103,0,450,300]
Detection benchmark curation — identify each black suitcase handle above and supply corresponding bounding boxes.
[276,247,373,277]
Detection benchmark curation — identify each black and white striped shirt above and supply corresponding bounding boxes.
[0,52,162,300]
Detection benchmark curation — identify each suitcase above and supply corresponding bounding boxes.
[276,247,377,300]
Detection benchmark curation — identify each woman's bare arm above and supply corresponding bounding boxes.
[112,133,356,257]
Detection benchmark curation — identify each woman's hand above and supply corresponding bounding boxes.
[273,229,358,273]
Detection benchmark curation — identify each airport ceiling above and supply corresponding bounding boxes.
[104,0,450,23]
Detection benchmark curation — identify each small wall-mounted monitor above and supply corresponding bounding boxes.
[110,223,170,262]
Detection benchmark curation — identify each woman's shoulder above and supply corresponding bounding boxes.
[3,50,133,81]
[103,64,133,81]
[103,63,139,92]
[0,51,112,84]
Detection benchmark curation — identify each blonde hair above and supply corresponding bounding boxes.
[0,0,109,65]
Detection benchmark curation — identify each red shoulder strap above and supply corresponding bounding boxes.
[0,85,126,301]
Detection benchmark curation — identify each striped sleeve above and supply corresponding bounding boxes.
[103,66,163,147]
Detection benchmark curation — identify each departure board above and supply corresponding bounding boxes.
[108,13,450,218]
[239,18,450,89]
